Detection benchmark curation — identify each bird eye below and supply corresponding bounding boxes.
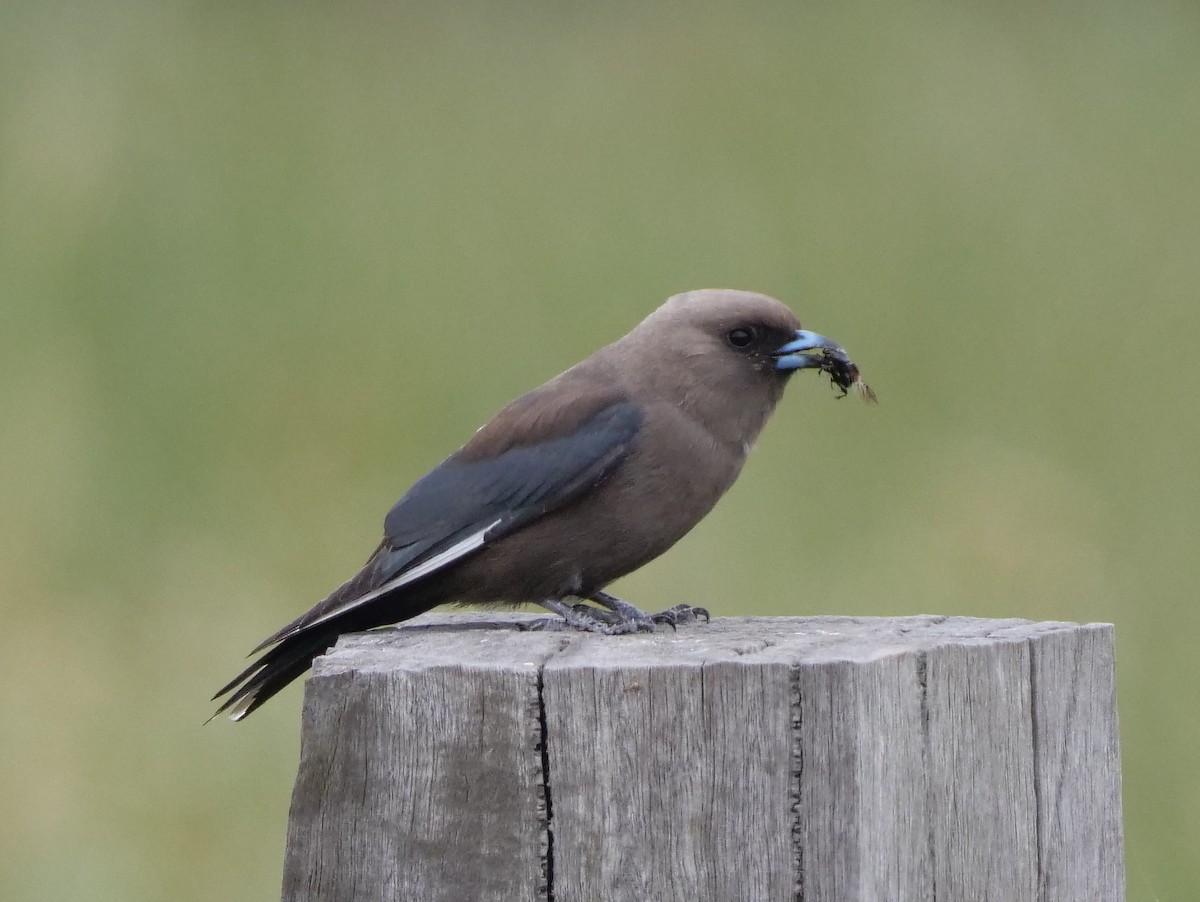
[726,327,756,349]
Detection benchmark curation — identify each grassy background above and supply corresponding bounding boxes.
[2,2,1196,898]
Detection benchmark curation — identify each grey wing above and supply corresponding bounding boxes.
[253,400,642,650]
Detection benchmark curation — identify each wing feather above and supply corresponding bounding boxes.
[249,397,641,651]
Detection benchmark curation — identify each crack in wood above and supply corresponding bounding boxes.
[789,665,805,902]
[917,650,937,902]
[536,667,556,902]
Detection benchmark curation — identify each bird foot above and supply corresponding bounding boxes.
[527,595,711,635]
[535,597,652,635]
[589,591,710,632]
[649,603,710,628]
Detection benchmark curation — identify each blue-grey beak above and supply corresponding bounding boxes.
[773,329,845,372]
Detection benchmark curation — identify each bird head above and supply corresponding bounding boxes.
[614,288,871,449]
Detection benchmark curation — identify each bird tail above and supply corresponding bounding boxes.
[210,627,338,722]
[212,533,467,722]
[211,590,443,722]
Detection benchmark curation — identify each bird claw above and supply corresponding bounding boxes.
[650,603,710,629]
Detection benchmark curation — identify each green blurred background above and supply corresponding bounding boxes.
[2,2,1196,899]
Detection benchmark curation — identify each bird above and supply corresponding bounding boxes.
[212,289,870,720]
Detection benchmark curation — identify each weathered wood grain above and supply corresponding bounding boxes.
[924,637,1038,900]
[279,614,1124,902]
[794,648,929,901]
[1028,624,1125,902]
[542,644,796,901]
[281,627,567,902]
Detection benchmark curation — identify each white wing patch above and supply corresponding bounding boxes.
[229,695,257,722]
[227,518,504,719]
[296,518,503,636]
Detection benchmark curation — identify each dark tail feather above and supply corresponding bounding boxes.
[211,588,443,722]
[210,629,337,722]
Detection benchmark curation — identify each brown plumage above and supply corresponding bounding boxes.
[213,289,871,720]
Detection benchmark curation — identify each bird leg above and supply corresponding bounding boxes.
[589,591,710,630]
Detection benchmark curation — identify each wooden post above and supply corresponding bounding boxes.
[280,615,1124,902]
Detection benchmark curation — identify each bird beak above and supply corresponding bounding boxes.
[773,329,845,372]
